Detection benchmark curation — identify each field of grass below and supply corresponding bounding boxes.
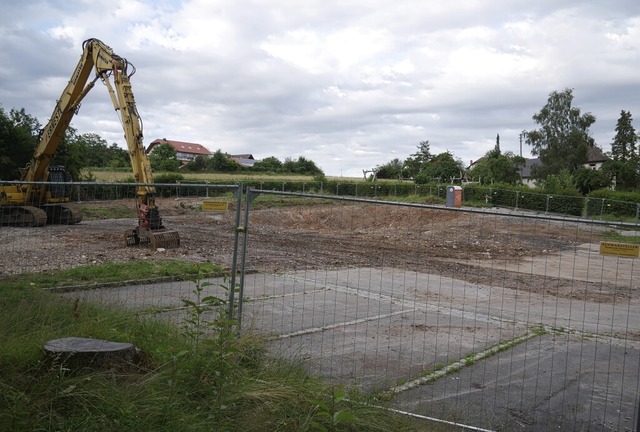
[84,168,364,183]
[0,261,455,431]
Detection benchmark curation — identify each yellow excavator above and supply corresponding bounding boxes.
[0,38,180,249]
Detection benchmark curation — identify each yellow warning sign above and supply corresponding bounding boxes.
[599,241,640,258]
[202,200,229,212]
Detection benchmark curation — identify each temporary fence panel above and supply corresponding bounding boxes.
[4,179,640,431]
[1,181,243,324]
[239,189,640,432]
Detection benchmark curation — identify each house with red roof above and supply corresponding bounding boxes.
[147,138,212,162]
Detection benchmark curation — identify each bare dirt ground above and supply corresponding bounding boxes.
[2,197,629,303]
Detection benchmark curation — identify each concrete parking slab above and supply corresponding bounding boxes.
[61,266,640,431]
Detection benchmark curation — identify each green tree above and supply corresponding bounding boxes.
[297,156,323,175]
[9,107,41,133]
[149,143,180,171]
[468,146,525,185]
[539,169,579,195]
[76,133,111,167]
[605,110,640,190]
[601,160,639,191]
[62,133,130,171]
[414,151,464,184]
[0,107,38,180]
[282,156,323,175]
[251,156,283,172]
[49,126,87,180]
[573,167,609,195]
[375,158,404,179]
[184,155,208,171]
[611,110,638,163]
[207,150,239,172]
[404,140,432,177]
[107,143,130,168]
[525,88,596,179]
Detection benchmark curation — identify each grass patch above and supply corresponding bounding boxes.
[81,204,136,219]
[0,262,433,431]
[593,214,640,224]
[379,194,446,205]
[1,260,224,291]
[85,169,321,183]
[598,229,640,244]
[249,194,338,209]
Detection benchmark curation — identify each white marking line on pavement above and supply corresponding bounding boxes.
[244,288,328,302]
[272,309,412,340]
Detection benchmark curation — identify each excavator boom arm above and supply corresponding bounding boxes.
[98,51,155,205]
[23,39,116,185]
[8,38,179,248]
[22,38,156,206]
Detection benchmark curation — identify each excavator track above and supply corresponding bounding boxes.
[0,206,48,227]
[44,203,83,225]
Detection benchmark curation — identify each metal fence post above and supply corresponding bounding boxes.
[546,195,552,214]
[227,185,243,322]
[236,187,262,331]
[636,396,640,432]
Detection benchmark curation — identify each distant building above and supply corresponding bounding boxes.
[585,147,609,170]
[519,158,541,187]
[147,138,212,162]
[230,154,259,168]
[519,147,610,187]
[147,138,261,168]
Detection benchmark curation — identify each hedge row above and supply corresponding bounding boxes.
[462,185,584,216]
[585,190,640,218]
[57,177,639,220]
[170,180,640,219]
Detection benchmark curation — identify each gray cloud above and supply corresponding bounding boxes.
[1,0,638,176]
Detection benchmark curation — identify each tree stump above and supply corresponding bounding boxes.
[44,337,141,372]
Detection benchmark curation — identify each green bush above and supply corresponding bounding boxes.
[462,184,584,216]
[153,173,185,184]
[586,189,640,218]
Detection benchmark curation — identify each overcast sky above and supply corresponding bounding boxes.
[1,1,639,177]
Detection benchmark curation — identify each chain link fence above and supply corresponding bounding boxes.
[2,181,640,431]
[238,189,640,431]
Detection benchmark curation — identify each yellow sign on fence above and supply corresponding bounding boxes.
[599,241,640,258]
[202,200,229,212]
